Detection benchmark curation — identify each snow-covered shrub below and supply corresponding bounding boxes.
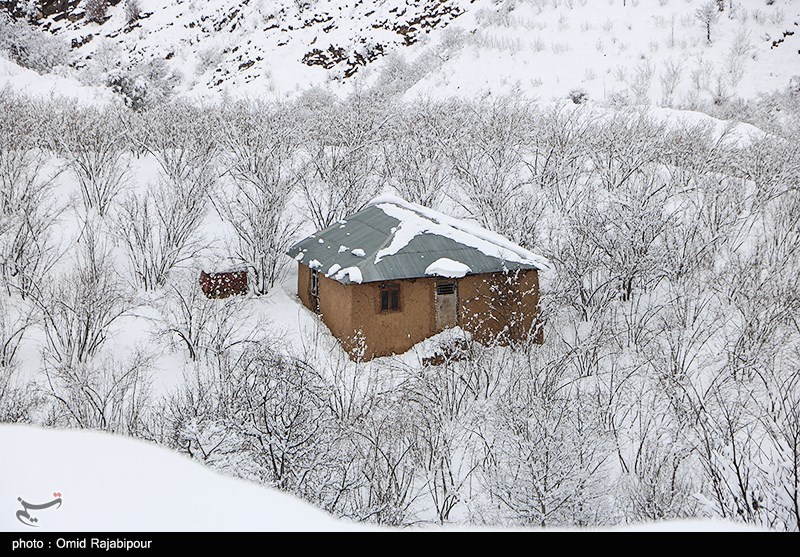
[107,58,180,111]
[568,88,588,104]
[195,44,224,75]
[446,97,542,246]
[84,0,109,23]
[155,272,263,362]
[0,14,69,73]
[106,71,148,111]
[167,344,348,512]
[43,350,154,434]
[660,59,683,107]
[124,0,141,24]
[630,60,655,104]
[790,75,800,95]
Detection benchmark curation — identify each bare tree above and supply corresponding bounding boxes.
[0,294,40,423]
[298,94,388,230]
[116,177,209,291]
[32,226,131,367]
[0,93,63,297]
[380,101,454,208]
[478,345,611,527]
[447,98,539,244]
[155,273,263,362]
[696,1,721,44]
[54,105,131,217]
[216,102,302,294]
[44,350,153,434]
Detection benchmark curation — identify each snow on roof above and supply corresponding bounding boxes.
[425,258,472,278]
[288,195,548,284]
[370,195,546,267]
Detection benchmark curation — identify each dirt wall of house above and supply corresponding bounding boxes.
[458,269,542,345]
[348,277,437,359]
[297,263,354,349]
[297,263,542,360]
[297,263,313,310]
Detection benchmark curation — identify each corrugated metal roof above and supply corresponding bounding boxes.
[287,196,546,285]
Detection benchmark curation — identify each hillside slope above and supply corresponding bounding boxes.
[0,424,354,531]
[2,0,798,104]
[0,425,762,530]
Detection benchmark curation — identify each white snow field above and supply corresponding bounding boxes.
[0,424,357,531]
[0,425,759,531]
[0,56,111,103]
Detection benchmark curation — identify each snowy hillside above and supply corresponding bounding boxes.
[2,0,798,103]
[0,55,111,101]
[0,424,353,531]
[401,0,800,104]
[5,0,482,99]
[0,425,761,531]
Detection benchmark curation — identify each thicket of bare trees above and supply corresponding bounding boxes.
[1,85,799,528]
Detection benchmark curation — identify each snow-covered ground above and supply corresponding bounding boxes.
[0,424,763,531]
[0,424,353,531]
[401,0,800,104]
[0,56,111,102]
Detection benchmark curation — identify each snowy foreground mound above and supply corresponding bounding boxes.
[0,425,353,531]
[0,425,764,531]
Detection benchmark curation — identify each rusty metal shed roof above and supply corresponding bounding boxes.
[287,195,548,285]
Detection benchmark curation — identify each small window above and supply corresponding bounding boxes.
[380,283,400,312]
[310,269,319,297]
[436,282,456,296]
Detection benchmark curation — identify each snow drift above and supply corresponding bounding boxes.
[0,425,355,531]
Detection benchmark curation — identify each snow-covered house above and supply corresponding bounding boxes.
[288,196,547,360]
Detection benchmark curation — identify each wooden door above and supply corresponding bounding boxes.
[435,282,458,331]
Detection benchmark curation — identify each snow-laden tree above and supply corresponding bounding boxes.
[116,176,209,291]
[379,100,455,208]
[298,93,388,230]
[155,272,263,363]
[0,15,70,73]
[477,341,612,527]
[0,92,63,297]
[168,344,349,514]
[447,98,540,246]
[0,294,40,423]
[31,225,131,368]
[696,1,721,44]
[53,104,131,217]
[43,349,154,434]
[215,101,302,294]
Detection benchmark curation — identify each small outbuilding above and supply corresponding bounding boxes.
[288,196,548,360]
